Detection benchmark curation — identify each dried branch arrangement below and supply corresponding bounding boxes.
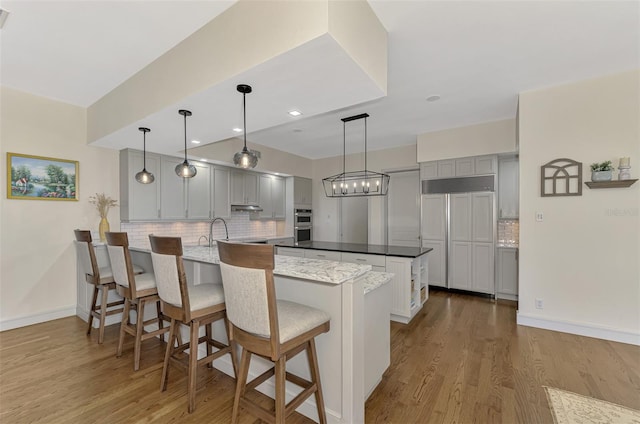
[89,193,118,218]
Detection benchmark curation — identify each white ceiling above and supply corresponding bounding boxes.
[1,1,639,160]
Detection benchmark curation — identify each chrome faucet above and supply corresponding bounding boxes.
[209,217,229,247]
[198,235,209,246]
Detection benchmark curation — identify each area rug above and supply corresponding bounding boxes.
[544,386,640,424]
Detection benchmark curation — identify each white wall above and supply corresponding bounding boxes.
[518,70,640,345]
[0,87,120,330]
[416,118,516,162]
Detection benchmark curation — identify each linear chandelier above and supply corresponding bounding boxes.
[322,113,390,197]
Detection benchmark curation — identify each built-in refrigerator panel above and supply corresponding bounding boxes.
[421,194,447,288]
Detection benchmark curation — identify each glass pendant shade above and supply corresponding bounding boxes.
[322,113,390,197]
[135,127,155,184]
[175,109,197,178]
[233,84,258,169]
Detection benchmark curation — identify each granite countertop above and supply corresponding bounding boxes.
[131,245,371,285]
[362,271,394,294]
[277,240,432,258]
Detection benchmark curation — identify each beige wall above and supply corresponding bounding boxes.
[0,87,120,329]
[312,143,417,243]
[518,70,640,344]
[416,118,517,162]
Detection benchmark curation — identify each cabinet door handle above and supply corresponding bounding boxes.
[317,254,326,258]
[157,209,160,218]
[356,258,366,262]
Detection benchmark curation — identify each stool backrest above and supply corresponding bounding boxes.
[148,235,190,313]
[217,241,279,346]
[105,232,138,293]
[74,229,100,283]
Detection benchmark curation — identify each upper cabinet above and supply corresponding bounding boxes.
[420,155,497,180]
[120,149,161,221]
[230,170,258,205]
[258,174,285,219]
[293,176,312,206]
[160,156,212,220]
[212,166,230,218]
[498,156,519,219]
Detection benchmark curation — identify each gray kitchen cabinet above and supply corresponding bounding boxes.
[212,166,230,218]
[420,155,498,180]
[160,157,211,220]
[497,247,518,300]
[230,170,258,205]
[422,240,446,288]
[120,149,161,221]
[450,241,472,290]
[341,252,386,272]
[498,156,519,218]
[258,174,285,219]
[160,156,186,220]
[186,162,211,219]
[472,242,494,294]
[421,194,447,288]
[293,176,312,206]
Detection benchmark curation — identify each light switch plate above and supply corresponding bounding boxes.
[535,212,544,222]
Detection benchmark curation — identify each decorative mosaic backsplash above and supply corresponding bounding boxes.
[497,219,519,247]
[120,212,277,249]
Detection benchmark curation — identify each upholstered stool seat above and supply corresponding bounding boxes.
[74,229,143,344]
[105,232,171,371]
[218,240,330,424]
[149,235,236,413]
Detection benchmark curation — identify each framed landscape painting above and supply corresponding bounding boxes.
[7,153,79,201]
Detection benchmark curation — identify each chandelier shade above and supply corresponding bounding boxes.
[175,109,197,178]
[322,113,390,197]
[233,84,259,169]
[135,127,155,184]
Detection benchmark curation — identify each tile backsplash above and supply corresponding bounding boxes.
[497,219,519,247]
[121,213,277,249]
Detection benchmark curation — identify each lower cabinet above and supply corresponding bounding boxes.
[497,247,518,300]
[275,246,304,258]
[304,249,341,261]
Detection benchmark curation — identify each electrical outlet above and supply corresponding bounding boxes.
[535,298,544,309]
[536,212,544,222]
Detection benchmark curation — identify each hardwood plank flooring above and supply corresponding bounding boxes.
[1,291,638,423]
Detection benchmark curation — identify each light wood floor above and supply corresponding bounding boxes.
[1,291,638,423]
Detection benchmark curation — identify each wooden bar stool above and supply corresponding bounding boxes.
[149,235,236,413]
[217,240,330,424]
[105,232,170,371]
[74,229,141,344]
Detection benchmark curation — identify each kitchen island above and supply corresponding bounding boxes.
[275,241,432,324]
[79,243,393,423]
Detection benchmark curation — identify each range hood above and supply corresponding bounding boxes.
[231,204,263,212]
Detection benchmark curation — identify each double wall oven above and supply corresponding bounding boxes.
[294,208,312,244]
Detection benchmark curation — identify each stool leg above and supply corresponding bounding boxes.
[232,347,251,424]
[275,356,286,424]
[117,298,131,358]
[87,285,99,336]
[307,339,327,424]
[161,319,177,392]
[188,320,200,413]
[225,319,238,378]
[97,284,109,344]
[205,323,213,368]
[133,298,145,371]
[156,300,165,343]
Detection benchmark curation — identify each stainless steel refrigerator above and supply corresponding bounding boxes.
[421,176,496,294]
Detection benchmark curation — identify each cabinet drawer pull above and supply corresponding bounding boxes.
[317,254,326,257]
[356,258,366,262]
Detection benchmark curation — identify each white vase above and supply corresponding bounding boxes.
[591,170,612,182]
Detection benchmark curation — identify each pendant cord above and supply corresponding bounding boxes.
[343,121,346,190]
[143,131,147,169]
[183,113,188,162]
[243,92,247,150]
[364,117,367,179]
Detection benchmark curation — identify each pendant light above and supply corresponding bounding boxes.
[175,109,197,178]
[322,113,390,197]
[233,84,258,169]
[135,127,155,184]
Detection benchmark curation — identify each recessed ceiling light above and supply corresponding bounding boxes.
[232,127,243,133]
[191,139,201,144]
[293,129,303,133]
[288,110,302,117]
[201,158,208,162]
[426,95,441,102]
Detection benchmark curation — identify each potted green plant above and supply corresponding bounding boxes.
[590,161,614,182]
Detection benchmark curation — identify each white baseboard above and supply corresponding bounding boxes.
[517,312,640,346]
[0,306,76,332]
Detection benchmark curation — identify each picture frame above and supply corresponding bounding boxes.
[7,153,79,201]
